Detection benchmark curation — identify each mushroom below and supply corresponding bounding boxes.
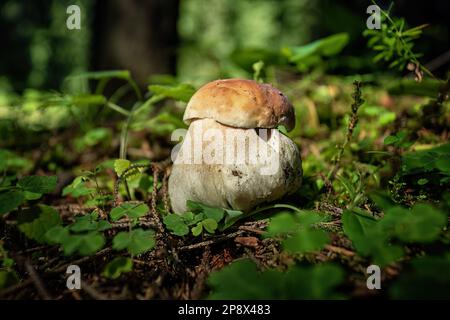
[168,79,302,213]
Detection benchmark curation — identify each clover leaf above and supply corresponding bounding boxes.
[110,203,149,221]
[17,175,57,194]
[102,257,133,280]
[112,228,156,255]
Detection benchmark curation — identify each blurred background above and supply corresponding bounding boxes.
[1,0,448,92]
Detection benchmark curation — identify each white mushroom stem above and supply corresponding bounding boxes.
[169,118,302,213]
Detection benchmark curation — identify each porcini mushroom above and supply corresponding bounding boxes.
[168,79,302,213]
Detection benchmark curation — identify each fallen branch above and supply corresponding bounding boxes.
[81,280,110,300]
[49,248,111,274]
[25,260,52,300]
[325,244,355,257]
[0,278,33,298]
[179,230,244,251]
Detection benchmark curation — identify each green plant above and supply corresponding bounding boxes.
[0,242,19,289]
[390,254,450,299]
[112,228,156,256]
[18,205,62,244]
[264,211,329,254]
[384,130,414,149]
[281,33,349,72]
[102,257,133,280]
[63,168,113,207]
[163,200,244,237]
[363,1,432,79]
[0,175,57,215]
[44,211,110,256]
[110,203,150,223]
[208,259,344,299]
[343,202,447,266]
[329,80,364,179]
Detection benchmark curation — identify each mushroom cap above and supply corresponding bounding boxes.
[184,79,296,131]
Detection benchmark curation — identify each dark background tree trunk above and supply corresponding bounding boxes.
[91,0,180,90]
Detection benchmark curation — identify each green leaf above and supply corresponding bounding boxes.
[283,229,329,253]
[436,157,450,172]
[163,214,190,236]
[45,225,105,256]
[148,83,196,102]
[378,111,396,125]
[230,48,282,71]
[342,210,378,253]
[191,223,203,236]
[0,270,19,290]
[390,255,450,299]
[114,159,131,177]
[68,233,105,256]
[74,128,111,151]
[387,78,441,98]
[282,33,349,65]
[264,212,298,237]
[266,211,329,254]
[112,229,156,255]
[401,143,450,175]
[71,94,107,106]
[384,135,398,145]
[70,70,132,81]
[0,190,25,215]
[221,209,244,230]
[343,202,446,265]
[102,257,133,280]
[24,191,42,200]
[69,212,112,233]
[110,203,149,221]
[17,175,57,194]
[63,177,95,197]
[252,60,265,82]
[186,200,224,222]
[0,149,32,172]
[45,226,69,244]
[342,210,402,265]
[384,204,447,243]
[417,178,428,185]
[18,205,62,243]
[370,192,397,212]
[202,218,218,234]
[208,260,344,299]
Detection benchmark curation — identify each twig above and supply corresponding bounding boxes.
[179,230,244,251]
[318,203,344,217]
[150,164,163,233]
[25,260,52,300]
[162,168,171,213]
[325,245,355,257]
[0,278,33,298]
[111,219,158,229]
[81,280,110,300]
[49,248,111,274]
[238,225,266,235]
[15,245,48,255]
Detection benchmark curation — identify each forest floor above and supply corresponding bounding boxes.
[0,73,449,300]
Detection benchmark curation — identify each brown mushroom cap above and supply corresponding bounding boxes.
[183,79,296,131]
